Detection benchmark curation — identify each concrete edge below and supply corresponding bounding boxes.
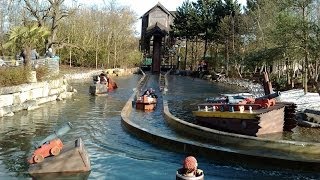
[120,71,320,171]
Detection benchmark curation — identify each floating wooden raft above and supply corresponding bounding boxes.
[193,103,287,136]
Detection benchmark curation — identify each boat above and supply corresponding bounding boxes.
[192,71,297,136]
[206,93,254,104]
[193,92,296,136]
[135,88,157,111]
[89,75,118,95]
[176,169,204,180]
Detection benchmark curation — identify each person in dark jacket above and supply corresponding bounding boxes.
[45,48,54,58]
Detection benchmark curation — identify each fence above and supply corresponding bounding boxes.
[0,56,60,75]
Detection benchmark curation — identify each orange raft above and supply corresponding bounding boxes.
[135,95,157,111]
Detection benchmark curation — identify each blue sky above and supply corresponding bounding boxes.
[78,0,247,35]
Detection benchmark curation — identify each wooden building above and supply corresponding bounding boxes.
[140,3,175,73]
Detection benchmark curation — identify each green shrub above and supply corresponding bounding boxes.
[0,67,29,87]
[35,66,49,81]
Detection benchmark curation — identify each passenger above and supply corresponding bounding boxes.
[107,77,118,89]
[180,156,203,177]
[45,48,54,58]
[99,73,108,84]
[143,89,150,96]
[149,88,158,98]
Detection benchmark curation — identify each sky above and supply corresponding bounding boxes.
[78,0,247,36]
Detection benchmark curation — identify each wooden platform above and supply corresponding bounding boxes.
[193,104,287,136]
[28,138,91,176]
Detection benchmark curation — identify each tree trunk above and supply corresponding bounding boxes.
[225,39,229,77]
[304,52,308,94]
[184,38,188,70]
[24,47,32,68]
[114,40,117,68]
[203,31,208,60]
[191,38,195,70]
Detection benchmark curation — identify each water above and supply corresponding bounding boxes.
[0,74,319,179]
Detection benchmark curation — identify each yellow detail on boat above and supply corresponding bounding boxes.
[192,111,257,120]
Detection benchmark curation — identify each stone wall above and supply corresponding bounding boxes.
[0,67,140,118]
[0,78,76,117]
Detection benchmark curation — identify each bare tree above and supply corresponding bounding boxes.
[23,0,73,51]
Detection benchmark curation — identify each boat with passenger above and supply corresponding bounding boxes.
[89,72,118,95]
[135,88,157,111]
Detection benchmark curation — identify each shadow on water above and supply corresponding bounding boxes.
[0,74,319,179]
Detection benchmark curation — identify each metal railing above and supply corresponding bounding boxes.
[0,56,60,74]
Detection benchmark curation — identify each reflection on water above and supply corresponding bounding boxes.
[0,74,319,179]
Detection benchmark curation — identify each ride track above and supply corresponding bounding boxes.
[121,70,320,173]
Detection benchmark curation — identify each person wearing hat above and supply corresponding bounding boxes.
[180,156,203,177]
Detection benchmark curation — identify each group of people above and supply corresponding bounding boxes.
[142,88,158,98]
[94,72,118,90]
[197,60,207,72]
[96,72,108,84]
[18,48,55,63]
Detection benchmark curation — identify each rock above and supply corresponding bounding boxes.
[302,109,320,124]
[23,100,38,110]
[297,120,320,128]
[4,112,14,117]
[27,105,40,111]
[28,71,37,83]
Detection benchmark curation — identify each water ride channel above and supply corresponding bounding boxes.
[0,72,319,179]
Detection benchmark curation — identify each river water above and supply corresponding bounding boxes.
[0,74,319,179]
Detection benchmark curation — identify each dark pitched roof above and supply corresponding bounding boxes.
[145,22,168,37]
[169,11,177,17]
[140,2,174,18]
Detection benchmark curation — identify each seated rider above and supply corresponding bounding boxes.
[99,72,108,84]
[143,89,150,96]
[178,156,203,177]
[149,88,157,98]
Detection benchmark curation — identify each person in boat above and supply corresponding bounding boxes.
[179,156,203,177]
[148,88,157,98]
[107,76,118,89]
[143,89,151,96]
[99,72,108,84]
[142,88,157,98]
